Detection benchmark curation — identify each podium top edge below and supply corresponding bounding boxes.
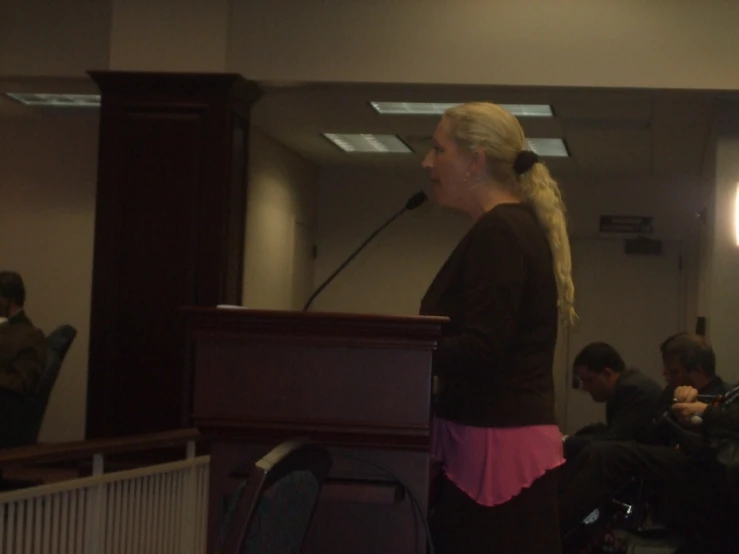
[180,306,448,326]
[180,306,450,330]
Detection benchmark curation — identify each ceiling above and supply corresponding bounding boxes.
[0,77,718,179]
[252,82,717,178]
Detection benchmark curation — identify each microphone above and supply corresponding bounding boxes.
[302,191,427,311]
[404,190,428,210]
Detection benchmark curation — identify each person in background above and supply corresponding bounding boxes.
[563,342,661,459]
[0,271,46,395]
[660,333,730,403]
[641,333,731,445]
[560,382,739,553]
[419,102,575,554]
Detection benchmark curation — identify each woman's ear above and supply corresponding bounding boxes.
[468,149,487,177]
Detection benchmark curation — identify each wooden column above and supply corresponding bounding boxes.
[86,72,262,439]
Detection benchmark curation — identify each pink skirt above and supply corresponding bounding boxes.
[431,416,565,507]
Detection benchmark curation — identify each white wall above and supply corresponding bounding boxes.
[242,128,319,310]
[694,119,718,337]
[0,115,99,442]
[701,102,739,385]
[108,0,230,71]
[562,175,704,240]
[231,0,739,90]
[567,174,706,333]
[312,167,467,315]
[7,0,739,92]
[0,0,111,77]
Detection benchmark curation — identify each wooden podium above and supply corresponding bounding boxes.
[184,307,446,554]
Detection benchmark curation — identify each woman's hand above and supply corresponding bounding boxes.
[673,386,699,404]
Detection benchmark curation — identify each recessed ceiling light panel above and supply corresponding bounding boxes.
[324,133,412,153]
[370,102,552,117]
[6,93,101,108]
[527,138,569,158]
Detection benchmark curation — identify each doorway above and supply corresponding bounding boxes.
[562,238,684,434]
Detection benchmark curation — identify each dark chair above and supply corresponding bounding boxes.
[0,324,77,449]
[30,324,77,441]
[219,439,332,554]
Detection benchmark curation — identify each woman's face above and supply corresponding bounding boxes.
[421,116,473,211]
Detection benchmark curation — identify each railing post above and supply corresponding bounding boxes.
[84,454,106,554]
[180,440,197,554]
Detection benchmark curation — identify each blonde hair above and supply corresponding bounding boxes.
[444,102,576,325]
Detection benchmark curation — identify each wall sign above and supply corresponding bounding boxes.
[599,215,653,234]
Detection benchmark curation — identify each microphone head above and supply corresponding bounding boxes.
[404,191,428,210]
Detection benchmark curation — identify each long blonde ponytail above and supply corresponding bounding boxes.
[445,102,576,325]
[518,163,576,325]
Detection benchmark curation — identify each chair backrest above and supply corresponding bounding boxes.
[0,324,76,449]
[45,324,77,365]
[28,324,77,440]
[220,439,332,554]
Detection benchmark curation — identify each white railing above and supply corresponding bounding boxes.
[0,443,209,554]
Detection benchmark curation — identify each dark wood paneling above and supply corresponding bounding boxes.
[196,338,432,427]
[115,111,202,435]
[86,72,261,439]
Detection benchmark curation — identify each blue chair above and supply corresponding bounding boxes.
[219,439,332,554]
[0,324,77,449]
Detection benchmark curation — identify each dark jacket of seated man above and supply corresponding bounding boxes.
[672,382,739,485]
[560,383,739,551]
[564,342,662,459]
[641,333,732,446]
[0,272,46,396]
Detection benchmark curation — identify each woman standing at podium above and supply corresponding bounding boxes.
[420,102,575,554]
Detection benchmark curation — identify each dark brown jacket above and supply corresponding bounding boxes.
[0,311,46,395]
[420,203,559,427]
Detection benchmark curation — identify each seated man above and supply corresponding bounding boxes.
[658,332,730,410]
[560,383,739,553]
[563,342,661,459]
[642,333,732,445]
[0,271,46,395]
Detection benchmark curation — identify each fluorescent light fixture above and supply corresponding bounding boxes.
[527,138,569,158]
[6,93,101,108]
[735,183,739,246]
[324,133,412,153]
[370,102,553,117]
